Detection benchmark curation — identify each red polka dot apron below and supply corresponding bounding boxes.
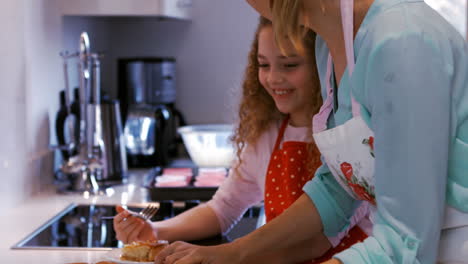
[264,117,368,264]
[264,117,320,222]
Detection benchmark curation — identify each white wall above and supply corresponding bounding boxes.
[0,0,62,211]
[61,0,258,125]
[0,0,259,210]
[425,0,467,39]
[103,0,259,124]
[0,0,27,212]
[166,0,258,124]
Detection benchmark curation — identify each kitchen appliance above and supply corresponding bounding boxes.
[118,57,186,167]
[11,203,259,250]
[56,93,128,186]
[93,99,128,184]
[54,32,128,193]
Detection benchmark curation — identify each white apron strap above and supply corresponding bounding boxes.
[312,55,334,133]
[341,0,361,118]
[312,0,362,134]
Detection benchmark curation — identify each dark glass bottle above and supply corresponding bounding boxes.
[55,90,71,161]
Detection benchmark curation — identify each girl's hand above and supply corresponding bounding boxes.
[113,205,157,243]
[154,241,241,264]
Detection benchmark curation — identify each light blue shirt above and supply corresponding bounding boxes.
[303,0,468,263]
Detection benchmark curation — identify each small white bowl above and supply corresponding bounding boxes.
[178,124,235,168]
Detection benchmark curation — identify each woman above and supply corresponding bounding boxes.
[115,17,369,263]
[156,0,468,263]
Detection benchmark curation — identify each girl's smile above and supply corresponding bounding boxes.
[257,26,316,126]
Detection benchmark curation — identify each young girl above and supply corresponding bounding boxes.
[115,17,369,263]
[156,0,468,263]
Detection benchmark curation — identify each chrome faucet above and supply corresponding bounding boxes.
[55,32,105,194]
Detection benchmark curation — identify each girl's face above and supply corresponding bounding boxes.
[257,26,315,125]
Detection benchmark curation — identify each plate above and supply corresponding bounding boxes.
[103,248,153,264]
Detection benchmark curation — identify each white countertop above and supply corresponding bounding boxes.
[1,170,152,264]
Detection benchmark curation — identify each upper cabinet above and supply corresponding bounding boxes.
[59,0,192,19]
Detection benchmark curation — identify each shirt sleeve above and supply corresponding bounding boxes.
[206,143,264,234]
[303,162,361,238]
[335,30,452,263]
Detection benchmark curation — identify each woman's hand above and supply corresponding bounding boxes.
[153,240,295,264]
[154,241,242,264]
[113,205,157,243]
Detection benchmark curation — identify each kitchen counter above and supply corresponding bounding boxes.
[1,170,152,264]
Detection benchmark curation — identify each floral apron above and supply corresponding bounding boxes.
[312,0,377,209]
[264,117,367,264]
[312,51,377,208]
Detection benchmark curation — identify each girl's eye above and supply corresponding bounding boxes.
[285,63,299,68]
[258,63,269,68]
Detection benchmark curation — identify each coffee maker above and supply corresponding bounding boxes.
[118,57,186,167]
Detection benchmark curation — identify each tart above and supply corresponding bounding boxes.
[120,240,168,262]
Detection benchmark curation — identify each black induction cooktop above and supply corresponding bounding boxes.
[12,203,260,250]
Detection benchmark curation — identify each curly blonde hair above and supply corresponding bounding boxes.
[232,16,322,170]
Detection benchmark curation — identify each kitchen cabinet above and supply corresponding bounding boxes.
[59,0,192,19]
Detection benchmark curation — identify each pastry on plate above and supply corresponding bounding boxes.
[120,240,169,262]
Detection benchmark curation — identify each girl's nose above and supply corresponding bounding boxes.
[267,69,285,84]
